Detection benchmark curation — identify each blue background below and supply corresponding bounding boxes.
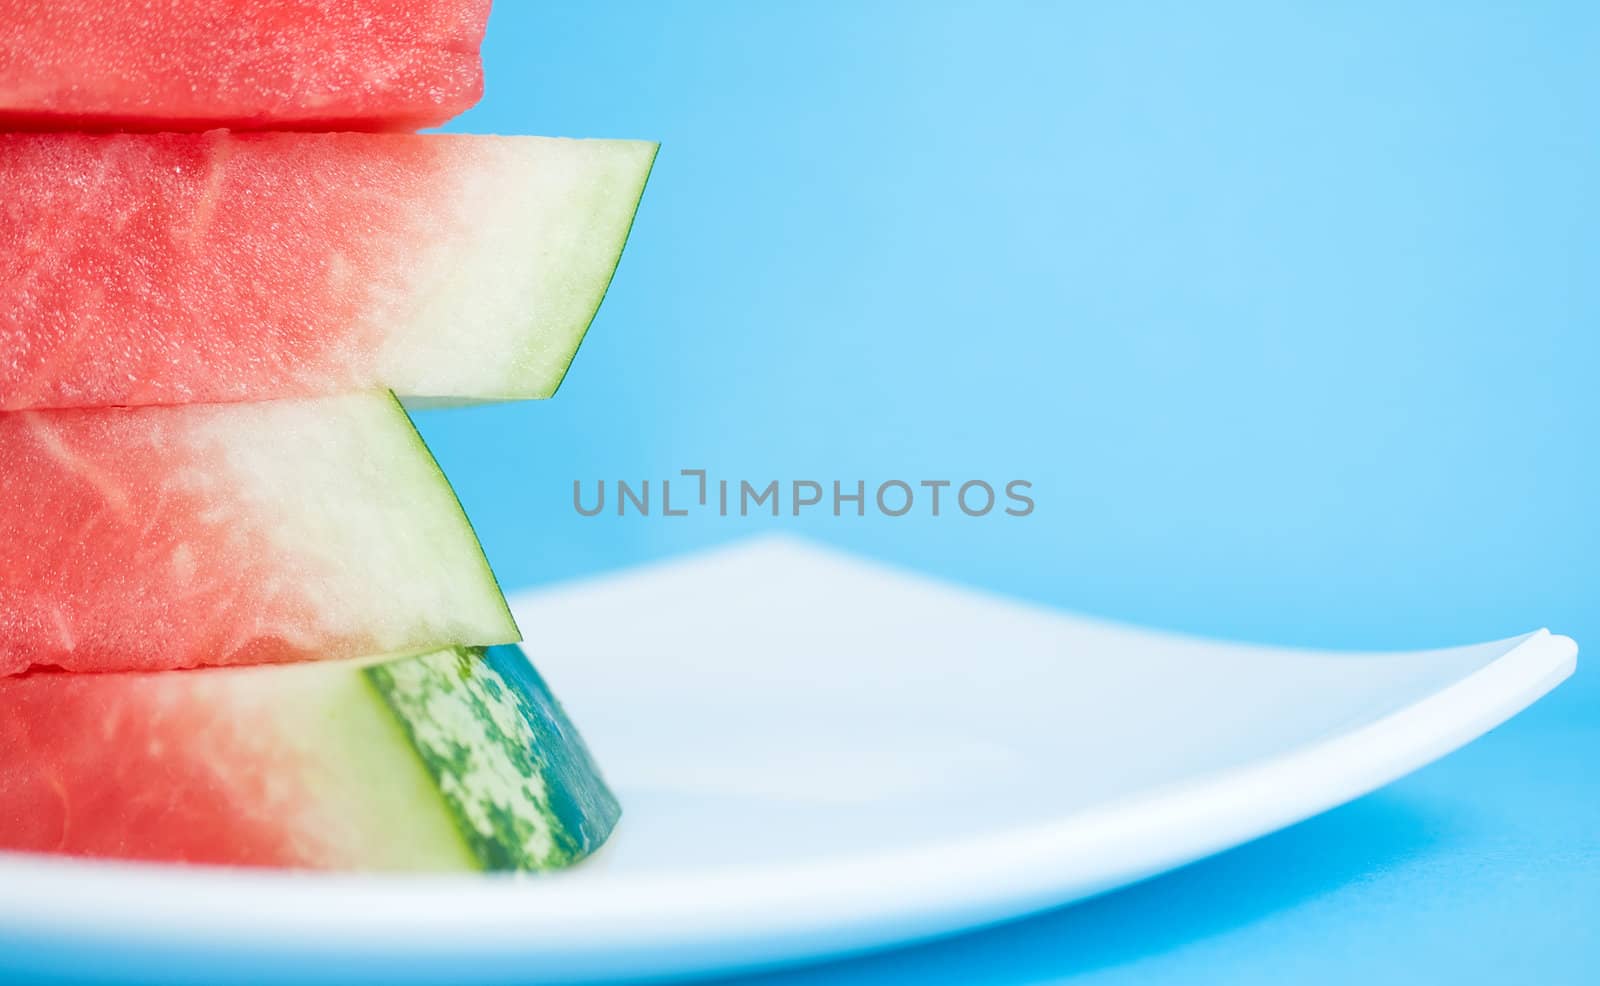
[427,2,1598,983]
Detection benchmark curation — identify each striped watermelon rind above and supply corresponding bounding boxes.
[366,645,621,870]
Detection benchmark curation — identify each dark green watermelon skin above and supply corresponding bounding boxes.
[365,645,621,870]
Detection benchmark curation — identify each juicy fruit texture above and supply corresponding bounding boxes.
[0,0,491,132]
[0,645,620,871]
[0,131,659,411]
[0,392,519,675]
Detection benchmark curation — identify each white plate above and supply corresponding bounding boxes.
[0,536,1576,984]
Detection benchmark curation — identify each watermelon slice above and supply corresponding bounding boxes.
[0,392,519,676]
[0,0,491,132]
[0,644,619,871]
[0,131,658,411]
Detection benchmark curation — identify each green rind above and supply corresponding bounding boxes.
[534,141,660,400]
[399,140,659,411]
[481,643,621,853]
[363,645,619,871]
[384,390,521,644]
[289,657,481,871]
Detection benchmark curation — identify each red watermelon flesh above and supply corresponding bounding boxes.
[0,392,519,676]
[0,0,491,132]
[0,131,657,411]
[0,645,620,871]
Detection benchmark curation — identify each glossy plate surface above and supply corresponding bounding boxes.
[0,537,1576,984]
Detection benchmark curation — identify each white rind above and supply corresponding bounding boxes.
[185,392,517,658]
[172,655,480,872]
[373,138,657,400]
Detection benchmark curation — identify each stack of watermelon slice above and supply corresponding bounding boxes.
[0,1,653,871]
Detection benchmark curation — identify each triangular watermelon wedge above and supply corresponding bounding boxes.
[0,392,520,675]
[0,0,492,132]
[0,132,657,411]
[0,644,619,871]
